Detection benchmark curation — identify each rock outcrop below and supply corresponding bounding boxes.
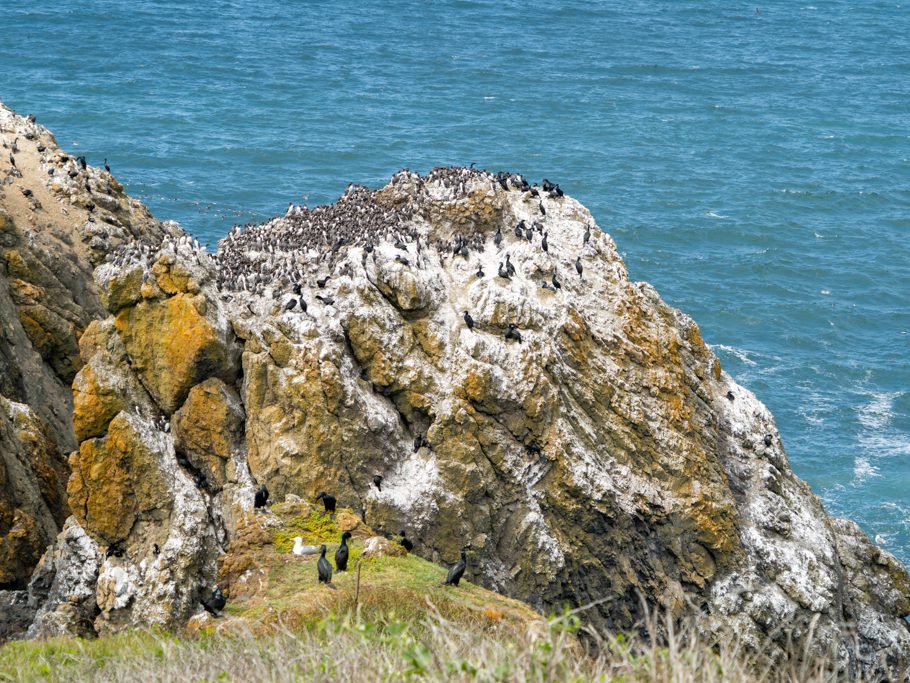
[0,102,907,679]
[0,103,173,603]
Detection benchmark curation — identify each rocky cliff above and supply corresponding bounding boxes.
[0,103,907,678]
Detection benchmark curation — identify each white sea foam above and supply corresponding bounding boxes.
[713,344,758,366]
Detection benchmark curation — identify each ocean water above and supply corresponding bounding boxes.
[1,1,908,564]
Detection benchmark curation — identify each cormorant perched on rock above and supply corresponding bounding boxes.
[316,276,330,288]
[505,324,523,343]
[104,158,110,173]
[8,153,15,168]
[293,282,302,295]
[373,474,383,491]
[300,299,308,313]
[10,138,18,154]
[335,531,352,571]
[552,271,562,290]
[494,227,503,248]
[539,202,546,216]
[726,391,735,402]
[254,484,269,510]
[476,263,484,278]
[315,491,336,513]
[505,253,515,276]
[201,587,226,616]
[575,257,583,277]
[764,434,773,447]
[315,295,335,306]
[463,311,474,330]
[443,550,467,587]
[542,178,555,193]
[514,220,525,239]
[284,298,297,311]
[541,232,548,252]
[317,545,333,584]
[498,262,510,280]
[106,542,125,558]
[583,224,591,245]
[153,543,160,556]
[399,530,414,552]
[413,434,430,452]
[395,254,410,266]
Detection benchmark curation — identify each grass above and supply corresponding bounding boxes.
[0,503,888,681]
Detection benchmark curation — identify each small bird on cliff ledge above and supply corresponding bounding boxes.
[201,587,226,617]
[373,474,383,491]
[315,491,337,513]
[254,484,269,511]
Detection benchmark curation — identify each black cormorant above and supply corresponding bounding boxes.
[575,257,583,277]
[505,324,523,343]
[335,531,352,571]
[315,491,336,513]
[373,474,383,491]
[443,550,467,587]
[254,484,269,510]
[317,276,330,288]
[317,545,333,584]
[464,311,474,330]
[764,434,773,447]
[201,587,226,616]
[541,232,548,252]
[399,530,414,552]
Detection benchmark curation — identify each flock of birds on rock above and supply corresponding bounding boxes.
[204,165,595,358]
[200,478,469,616]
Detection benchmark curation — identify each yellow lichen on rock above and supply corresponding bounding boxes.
[68,413,171,545]
[173,378,244,489]
[114,293,236,413]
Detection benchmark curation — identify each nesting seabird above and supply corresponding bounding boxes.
[201,587,226,616]
[505,324,523,343]
[399,530,414,552]
[254,484,269,510]
[373,475,383,491]
[463,311,474,330]
[575,257,583,277]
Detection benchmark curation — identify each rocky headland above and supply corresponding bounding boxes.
[0,102,908,678]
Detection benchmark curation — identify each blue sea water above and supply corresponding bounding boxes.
[1,2,908,564]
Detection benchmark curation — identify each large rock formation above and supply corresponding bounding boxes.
[0,103,174,635]
[0,102,907,678]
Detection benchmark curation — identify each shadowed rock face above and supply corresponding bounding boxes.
[0,102,907,678]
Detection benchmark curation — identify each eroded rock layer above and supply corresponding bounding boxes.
[0,103,907,678]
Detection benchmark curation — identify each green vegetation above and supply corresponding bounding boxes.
[0,505,849,681]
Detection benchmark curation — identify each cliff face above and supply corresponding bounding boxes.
[0,103,907,677]
[0,104,173,593]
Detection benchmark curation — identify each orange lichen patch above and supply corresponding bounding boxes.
[68,413,171,545]
[114,293,235,413]
[72,363,124,441]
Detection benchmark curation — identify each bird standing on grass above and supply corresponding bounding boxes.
[335,531,352,571]
[315,491,336,513]
[318,545,333,584]
[444,550,467,587]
